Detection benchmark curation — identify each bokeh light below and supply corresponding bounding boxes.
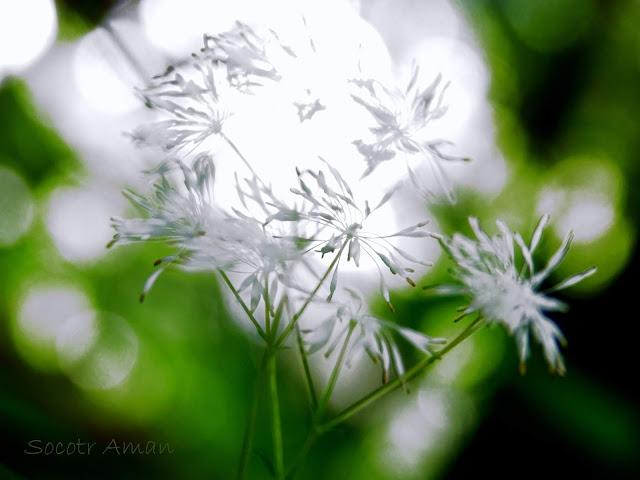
[557,194,615,244]
[73,24,141,115]
[46,182,125,263]
[407,36,490,138]
[57,310,139,390]
[12,284,91,372]
[0,0,57,75]
[140,0,244,57]
[381,388,461,476]
[533,155,631,290]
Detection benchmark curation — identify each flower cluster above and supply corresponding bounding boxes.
[131,56,237,156]
[433,215,596,374]
[351,65,469,202]
[202,21,295,91]
[303,290,446,384]
[132,18,330,160]
[265,160,435,310]
[109,17,593,380]
[109,155,301,305]
[102,11,601,477]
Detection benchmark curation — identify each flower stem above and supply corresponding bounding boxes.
[274,244,346,349]
[219,270,267,341]
[103,21,149,84]
[236,351,269,480]
[269,354,285,480]
[286,428,318,480]
[315,321,356,419]
[264,277,272,339]
[318,316,485,433]
[296,323,318,408]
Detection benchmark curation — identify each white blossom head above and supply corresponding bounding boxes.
[131,53,239,157]
[434,215,596,375]
[109,156,302,303]
[109,154,217,248]
[304,290,446,385]
[202,21,296,92]
[266,159,435,311]
[131,19,328,158]
[351,64,469,202]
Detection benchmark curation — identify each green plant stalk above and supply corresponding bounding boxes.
[269,354,285,480]
[319,316,486,432]
[264,278,272,339]
[219,270,267,341]
[236,351,269,480]
[285,428,318,480]
[296,323,318,408]
[274,244,346,348]
[287,317,485,479]
[315,321,356,419]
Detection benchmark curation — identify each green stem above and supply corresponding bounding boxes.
[318,316,486,433]
[264,277,272,339]
[274,244,346,349]
[269,354,285,480]
[296,323,318,408]
[286,428,318,480]
[286,322,355,479]
[316,321,356,419]
[236,351,269,480]
[219,270,267,342]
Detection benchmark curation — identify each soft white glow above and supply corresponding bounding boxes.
[385,390,450,469]
[56,310,97,363]
[73,26,140,115]
[57,311,138,390]
[0,0,57,75]
[17,286,91,346]
[477,153,508,195]
[407,37,489,137]
[389,408,437,467]
[536,188,567,218]
[208,6,396,272]
[140,0,393,224]
[217,3,392,188]
[537,188,615,244]
[140,0,243,57]
[434,336,474,381]
[441,122,508,196]
[13,285,91,372]
[557,195,614,243]
[46,183,124,262]
[0,167,34,246]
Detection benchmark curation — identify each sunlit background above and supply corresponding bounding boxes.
[1,0,639,478]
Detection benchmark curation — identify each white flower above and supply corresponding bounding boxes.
[351,65,469,202]
[109,154,218,248]
[131,55,236,156]
[202,21,296,92]
[304,290,446,384]
[131,20,293,157]
[266,160,434,311]
[434,215,596,375]
[109,156,301,304]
